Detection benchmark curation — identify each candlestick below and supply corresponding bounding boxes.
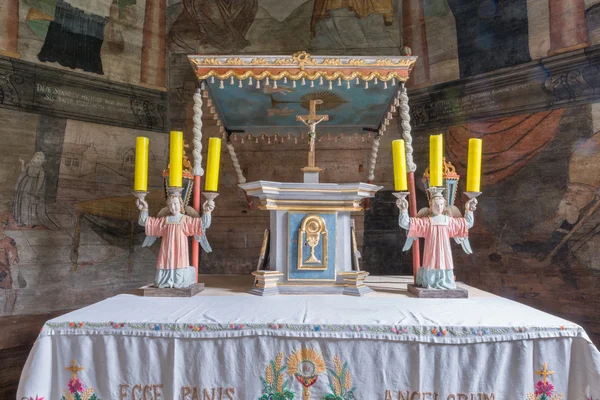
[466,138,482,193]
[134,137,149,192]
[205,137,221,192]
[392,139,408,191]
[169,131,183,187]
[429,134,443,187]
[392,191,410,202]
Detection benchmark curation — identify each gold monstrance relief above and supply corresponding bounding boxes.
[298,215,328,270]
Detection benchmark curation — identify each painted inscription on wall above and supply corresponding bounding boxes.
[0,57,167,132]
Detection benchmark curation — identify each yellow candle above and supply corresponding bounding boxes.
[169,131,183,187]
[134,136,149,191]
[429,134,443,187]
[466,138,482,192]
[205,137,222,192]
[392,139,408,191]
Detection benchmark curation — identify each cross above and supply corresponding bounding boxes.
[535,362,554,383]
[296,99,329,168]
[66,359,84,379]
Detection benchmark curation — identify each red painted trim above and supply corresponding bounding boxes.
[407,172,420,284]
[191,175,201,282]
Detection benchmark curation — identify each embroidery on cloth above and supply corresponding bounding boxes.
[526,363,563,400]
[42,321,582,343]
[60,359,102,400]
[258,349,355,400]
[259,352,294,400]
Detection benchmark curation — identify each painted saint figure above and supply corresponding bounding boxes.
[397,190,477,289]
[12,152,56,229]
[0,214,24,313]
[136,194,214,288]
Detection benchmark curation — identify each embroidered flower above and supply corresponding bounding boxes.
[154,325,160,331]
[193,326,200,332]
[391,327,397,333]
[442,330,447,336]
[431,328,437,335]
[69,322,75,327]
[401,328,407,333]
[68,378,84,393]
[239,324,245,329]
[560,326,565,330]
[314,325,321,332]
[534,380,554,396]
[229,323,235,329]
[29,396,44,400]
[273,324,279,330]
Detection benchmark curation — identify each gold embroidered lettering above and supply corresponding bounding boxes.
[398,391,410,400]
[153,384,163,400]
[182,386,192,399]
[132,384,143,400]
[484,394,495,400]
[203,388,216,400]
[434,393,439,400]
[447,395,456,400]
[192,387,200,400]
[411,393,421,400]
[224,387,235,400]
[385,390,393,400]
[457,394,469,400]
[423,392,433,399]
[143,385,153,400]
[120,384,130,400]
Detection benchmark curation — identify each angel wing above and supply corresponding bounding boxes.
[445,205,473,254]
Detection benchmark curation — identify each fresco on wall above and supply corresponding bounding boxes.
[21,0,144,83]
[0,108,167,316]
[168,0,401,54]
[437,106,595,290]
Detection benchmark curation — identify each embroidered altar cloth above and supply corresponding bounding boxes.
[18,292,600,399]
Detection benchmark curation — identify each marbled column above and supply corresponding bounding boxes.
[548,0,589,56]
[402,0,429,87]
[140,0,166,89]
[0,0,20,58]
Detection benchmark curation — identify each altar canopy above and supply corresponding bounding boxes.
[18,281,600,399]
[188,52,417,137]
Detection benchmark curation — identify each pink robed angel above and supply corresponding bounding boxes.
[136,194,214,288]
[397,190,477,289]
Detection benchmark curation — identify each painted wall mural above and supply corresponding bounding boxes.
[167,0,402,55]
[0,107,168,316]
[14,0,165,87]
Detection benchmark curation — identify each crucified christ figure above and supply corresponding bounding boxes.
[296,99,329,168]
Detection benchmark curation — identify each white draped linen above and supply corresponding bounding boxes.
[18,293,600,400]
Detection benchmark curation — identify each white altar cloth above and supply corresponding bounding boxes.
[18,282,600,400]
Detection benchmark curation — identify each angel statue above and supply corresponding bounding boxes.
[136,193,214,288]
[397,188,477,289]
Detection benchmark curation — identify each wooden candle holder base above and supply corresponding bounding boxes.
[137,283,205,297]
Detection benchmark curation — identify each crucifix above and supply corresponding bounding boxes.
[296,99,329,168]
[535,362,555,383]
[66,359,84,379]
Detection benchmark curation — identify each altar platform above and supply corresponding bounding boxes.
[18,276,600,399]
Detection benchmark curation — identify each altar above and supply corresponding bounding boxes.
[17,275,600,399]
